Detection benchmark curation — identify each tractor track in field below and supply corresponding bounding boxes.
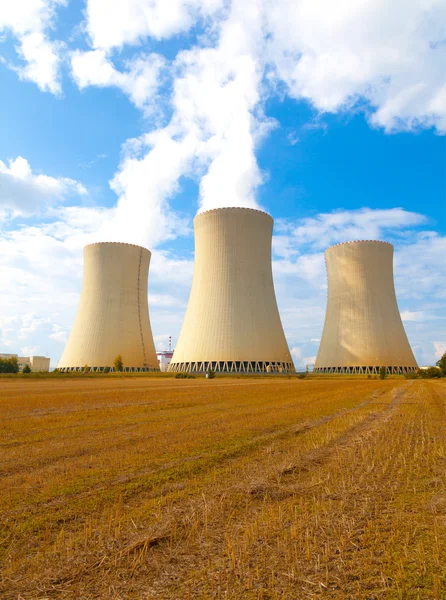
[1,387,392,524]
[134,384,411,600]
[40,386,406,593]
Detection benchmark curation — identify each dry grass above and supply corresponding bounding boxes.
[0,377,444,599]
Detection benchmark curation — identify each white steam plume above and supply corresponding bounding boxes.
[72,0,446,246]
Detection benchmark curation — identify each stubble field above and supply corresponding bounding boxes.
[0,377,445,599]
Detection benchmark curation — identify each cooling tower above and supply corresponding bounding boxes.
[169,208,294,374]
[314,240,417,374]
[58,242,159,372]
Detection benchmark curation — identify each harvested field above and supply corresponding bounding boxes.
[0,378,445,599]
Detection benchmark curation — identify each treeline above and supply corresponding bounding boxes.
[0,356,19,373]
[0,357,32,373]
[404,352,446,379]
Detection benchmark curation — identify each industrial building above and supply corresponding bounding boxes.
[169,207,294,374]
[0,353,50,372]
[157,350,174,372]
[58,242,159,372]
[314,240,418,374]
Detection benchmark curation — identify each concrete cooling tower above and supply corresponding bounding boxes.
[314,240,417,375]
[169,208,295,374]
[58,242,159,372]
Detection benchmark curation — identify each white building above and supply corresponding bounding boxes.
[0,353,50,372]
[157,351,174,372]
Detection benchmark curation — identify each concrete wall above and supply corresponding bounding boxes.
[58,242,159,371]
[29,356,50,372]
[169,208,294,373]
[314,240,417,372]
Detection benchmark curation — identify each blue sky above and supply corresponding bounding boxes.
[0,0,445,367]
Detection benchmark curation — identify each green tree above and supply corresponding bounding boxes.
[22,364,31,374]
[379,366,387,380]
[419,366,442,379]
[0,356,19,373]
[114,355,123,372]
[83,364,90,373]
[436,351,446,376]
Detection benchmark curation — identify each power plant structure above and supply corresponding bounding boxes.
[58,242,159,372]
[314,240,418,374]
[169,207,295,374]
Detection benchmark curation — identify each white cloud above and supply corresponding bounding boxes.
[64,0,446,235]
[0,156,86,219]
[49,324,68,343]
[394,232,446,301]
[3,0,446,139]
[18,314,50,339]
[85,0,224,50]
[153,334,172,351]
[96,131,193,247]
[20,346,39,356]
[290,346,302,360]
[401,311,426,322]
[304,356,317,367]
[279,208,427,251]
[71,50,166,112]
[85,0,271,224]
[16,31,62,94]
[266,0,446,132]
[290,345,317,369]
[148,293,184,308]
[272,235,299,260]
[434,342,446,359]
[0,0,65,94]
[83,0,446,136]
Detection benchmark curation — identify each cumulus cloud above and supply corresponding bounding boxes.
[94,131,192,247]
[82,0,446,135]
[71,50,166,112]
[61,0,446,236]
[290,346,302,360]
[85,0,224,50]
[77,0,271,226]
[277,208,427,251]
[0,156,86,219]
[290,346,317,369]
[0,0,65,93]
[266,0,446,132]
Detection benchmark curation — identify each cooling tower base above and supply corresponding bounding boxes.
[313,366,417,375]
[169,360,295,374]
[58,366,160,373]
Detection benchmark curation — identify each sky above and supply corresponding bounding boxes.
[0,0,445,369]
